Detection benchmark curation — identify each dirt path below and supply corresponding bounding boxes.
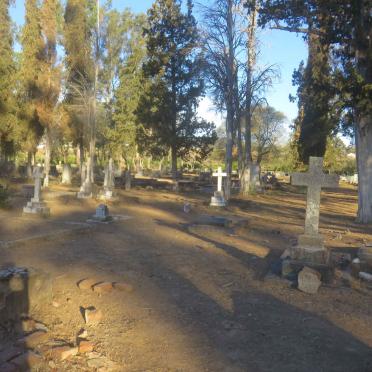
[1,185,372,371]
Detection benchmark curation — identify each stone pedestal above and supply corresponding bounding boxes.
[77,180,93,199]
[290,234,329,264]
[23,198,50,216]
[210,191,226,207]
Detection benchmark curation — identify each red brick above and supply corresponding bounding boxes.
[92,282,113,294]
[78,341,94,354]
[17,331,48,348]
[113,282,134,292]
[85,308,103,325]
[48,346,78,361]
[11,351,43,369]
[77,278,99,290]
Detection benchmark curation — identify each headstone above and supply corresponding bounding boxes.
[77,158,93,199]
[290,157,339,264]
[23,167,50,216]
[298,266,322,294]
[61,164,72,185]
[210,166,227,207]
[92,204,111,222]
[100,159,116,200]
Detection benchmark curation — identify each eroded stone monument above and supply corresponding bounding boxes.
[210,166,227,207]
[77,158,93,199]
[23,166,50,216]
[61,164,72,185]
[92,204,112,222]
[290,157,339,264]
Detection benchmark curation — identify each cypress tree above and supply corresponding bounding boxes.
[0,0,17,159]
[137,0,216,176]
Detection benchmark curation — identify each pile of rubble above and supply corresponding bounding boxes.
[272,242,372,295]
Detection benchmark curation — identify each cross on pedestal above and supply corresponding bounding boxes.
[32,166,43,203]
[291,156,339,264]
[210,166,227,207]
[212,166,227,193]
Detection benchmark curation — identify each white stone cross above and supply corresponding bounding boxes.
[32,166,43,203]
[213,166,227,193]
[291,157,339,236]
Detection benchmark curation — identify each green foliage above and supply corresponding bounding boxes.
[324,137,356,175]
[136,0,216,172]
[0,0,18,158]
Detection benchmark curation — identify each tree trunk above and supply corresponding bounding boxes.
[355,118,372,223]
[171,145,177,179]
[225,114,233,200]
[43,128,51,187]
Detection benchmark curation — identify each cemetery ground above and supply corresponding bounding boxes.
[1,181,372,371]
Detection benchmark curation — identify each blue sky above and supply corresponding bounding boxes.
[10,0,307,130]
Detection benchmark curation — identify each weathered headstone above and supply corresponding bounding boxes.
[99,159,116,200]
[290,157,339,264]
[61,164,72,185]
[23,167,50,216]
[77,158,93,199]
[92,204,111,222]
[210,166,227,207]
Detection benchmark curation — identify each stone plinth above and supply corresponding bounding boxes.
[23,199,50,217]
[210,191,226,207]
[92,204,112,222]
[77,180,93,199]
[290,234,329,265]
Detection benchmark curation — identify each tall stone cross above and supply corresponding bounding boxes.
[32,166,43,203]
[213,166,227,193]
[291,157,339,237]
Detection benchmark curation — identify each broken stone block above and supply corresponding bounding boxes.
[17,330,48,348]
[84,308,103,325]
[92,282,113,294]
[298,266,322,294]
[11,351,43,370]
[77,278,99,290]
[78,341,94,354]
[113,282,134,292]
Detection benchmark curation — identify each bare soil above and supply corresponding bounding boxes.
[1,182,372,371]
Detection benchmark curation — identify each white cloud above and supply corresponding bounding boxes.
[197,96,224,129]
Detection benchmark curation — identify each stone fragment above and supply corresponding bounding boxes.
[48,346,78,361]
[77,329,88,339]
[0,346,23,364]
[92,282,113,294]
[85,308,103,325]
[18,330,48,348]
[52,301,60,308]
[113,282,133,292]
[78,341,94,354]
[77,278,99,290]
[298,266,322,294]
[11,351,43,369]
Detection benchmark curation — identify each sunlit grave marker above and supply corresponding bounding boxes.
[290,156,339,264]
[210,166,227,207]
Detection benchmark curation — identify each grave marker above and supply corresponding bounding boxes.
[291,157,339,264]
[210,166,227,207]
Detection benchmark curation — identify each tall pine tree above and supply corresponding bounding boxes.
[0,0,17,159]
[19,0,45,173]
[137,0,216,176]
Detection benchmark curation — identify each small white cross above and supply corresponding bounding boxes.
[212,166,227,193]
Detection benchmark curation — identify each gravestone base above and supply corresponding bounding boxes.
[77,181,93,199]
[23,199,50,217]
[290,234,329,265]
[210,191,226,207]
[91,204,112,222]
[98,188,118,201]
